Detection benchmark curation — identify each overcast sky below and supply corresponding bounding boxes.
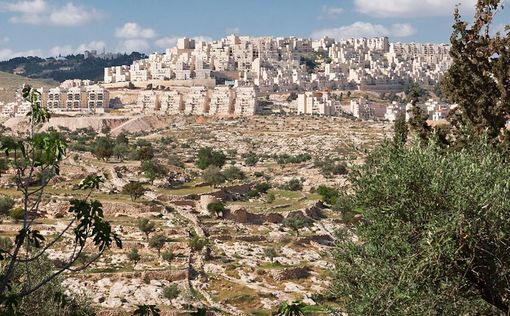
[0,0,508,60]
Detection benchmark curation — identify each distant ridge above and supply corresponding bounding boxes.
[0,71,58,103]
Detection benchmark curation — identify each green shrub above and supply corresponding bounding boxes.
[0,237,13,252]
[10,207,24,222]
[163,284,180,300]
[207,202,226,217]
[316,186,339,205]
[248,182,271,198]
[149,234,167,257]
[188,235,208,252]
[244,152,259,166]
[280,179,303,191]
[167,155,185,168]
[223,166,246,180]
[128,248,141,267]
[202,166,226,186]
[0,196,15,215]
[161,250,176,263]
[196,147,226,170]
[330,137,510,315]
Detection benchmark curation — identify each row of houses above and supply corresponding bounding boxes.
[352,98,453,121]
[135,86,258,116]
[0,81,110,118]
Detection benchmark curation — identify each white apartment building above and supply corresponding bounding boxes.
[137,90,159,114]
[86,85,108,113]
[104,35,451,94]
[210,86,234,115]
[65,87,83,110]
[104,65,131,84]
[297,92,335,116]
[160,91,184,115]
[46,87,65,110]
[185,86,209,115]
[351,98,375,120]
[234,86,258,116]
[384,101,405,121]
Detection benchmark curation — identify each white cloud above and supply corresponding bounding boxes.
[115,22,157,39]
[311,22,416,40]
[0,0,47,14]
[3,0,102,26]
[192,36,213,43]
[117,39,150,53]
[155,37,178,48]
[0,48,43,61]
[0,36,9,44]
[49,41,106,56]
[317,5,344,20]
[225,27,240,35]
[47,3,102,26]
[391,23,417,37]
[354,0,477,18]
[155,35,213,49]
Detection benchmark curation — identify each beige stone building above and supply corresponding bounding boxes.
[160,91,184,115]
[234,86,258,116]
[185,86,210,115]
[210,86,234,115]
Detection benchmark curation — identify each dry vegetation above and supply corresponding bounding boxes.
[0,114,389,314]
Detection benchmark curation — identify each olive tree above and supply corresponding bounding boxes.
[330,136,510,315]
[441,0,510,144]
[0,86,122,312]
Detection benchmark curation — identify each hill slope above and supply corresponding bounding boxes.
[0,53,146,82]
[0,71,58,102]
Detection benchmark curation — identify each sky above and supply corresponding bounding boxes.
[0,0,509,61]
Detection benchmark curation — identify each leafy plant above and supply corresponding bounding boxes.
[282,216,308,237]
[202,166,226,187]
[0,86,122,311]
[149,234,167,257]
[0,196,15,215]
[123,182,146,201]
[274,300,307,316]
[330,136,510,315]
[128,248,141,268]
[207,201,226,218]
[441,0,510,144]
[137,218,155,241]
[188,235,208,252]
[133,304,160,316]
[162,284,179,300]
[141,159,167,184]
[196,147,226,170]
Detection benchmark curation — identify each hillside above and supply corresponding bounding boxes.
[0,71,58,103]
[0,52,146,82]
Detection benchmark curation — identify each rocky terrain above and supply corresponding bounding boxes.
[0,115,390,315]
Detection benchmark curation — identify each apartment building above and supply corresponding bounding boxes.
[234,86,258,116]
[297,92,335,116]
[185,86,210,115]
[137,90,159,114]
[210,86,235,115]
[160,91,184,115]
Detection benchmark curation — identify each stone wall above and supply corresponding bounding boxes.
[272,267,310,281]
